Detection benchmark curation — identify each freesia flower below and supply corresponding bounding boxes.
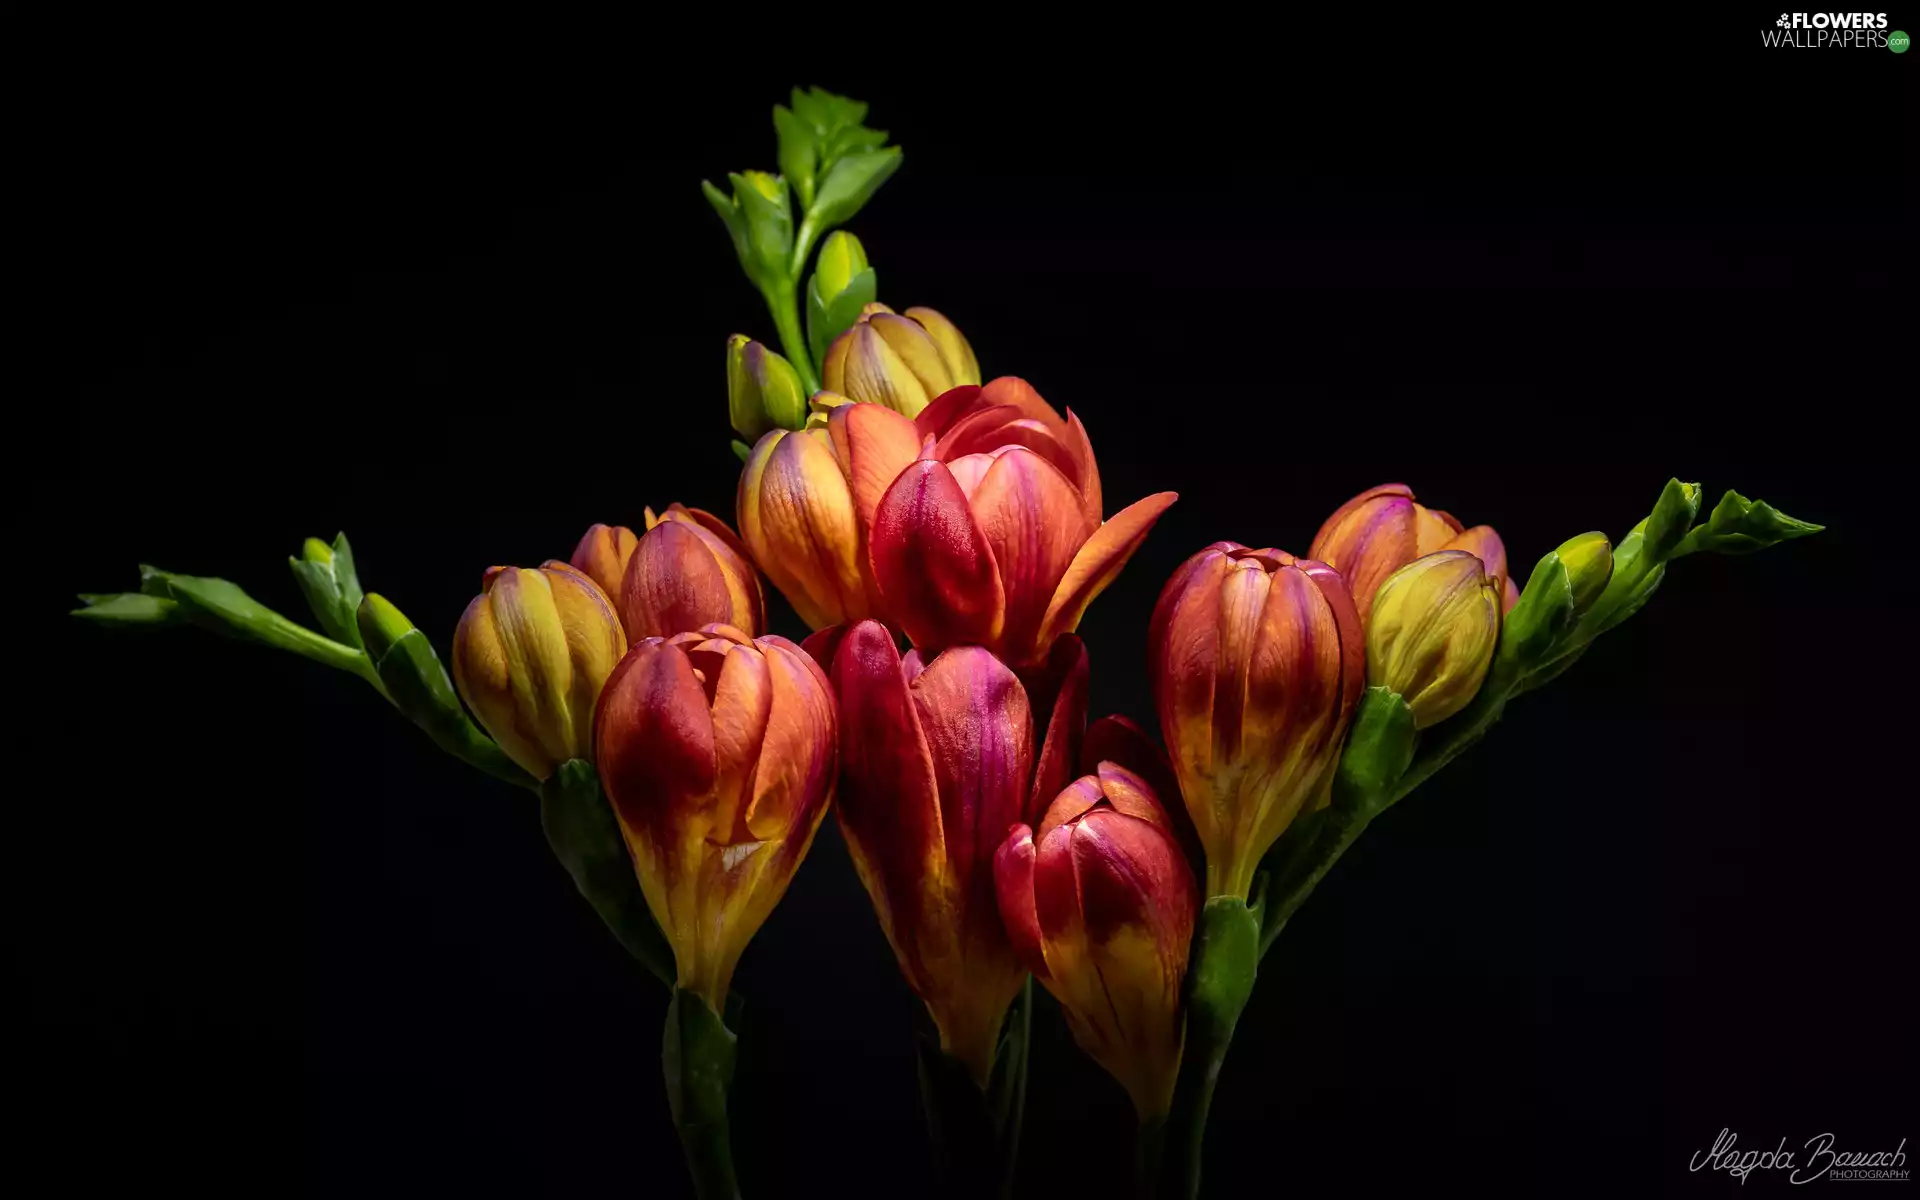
[1150,544,1365,898]
[870,378,1177,669]
[995,762,1197,1120]
[594,624,836,1006]
[827,619,1086,1084]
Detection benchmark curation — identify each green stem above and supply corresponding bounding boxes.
[663,988,741,1200]
[761,279,820,395]
[915,982,1033,1199]
[1134,1117,1168,1199]
[1159,898,1260,1200]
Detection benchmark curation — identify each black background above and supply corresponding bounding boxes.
[20,31,1913,1199]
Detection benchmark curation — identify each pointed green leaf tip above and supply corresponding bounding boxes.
[1672,490,1824,557]
[73,592,184,624]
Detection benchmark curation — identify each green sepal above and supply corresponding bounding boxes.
[806,264,878,367]
[288,531,365,648]
[729,170,793,290]
[730,439,751,464]
[376,625,533,789]
[538,759,673,985]
[72,592,185,624]
[1332,687,1418,809]
[797,148,902,266]
[662,987,741,1200]
[1671,489,1823,557]
[1641,478,1703,563]
[1498,552,1576,673]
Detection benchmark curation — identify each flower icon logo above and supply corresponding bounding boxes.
[1777,14,1791,26]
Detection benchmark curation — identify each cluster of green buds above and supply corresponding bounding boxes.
[704,87,901,406]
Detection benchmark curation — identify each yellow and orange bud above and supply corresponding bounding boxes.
[736,400,922,630]
[995,763,1197,1120]
[569,523,639,600]
[453,562,627,781]
[821,303,979,416]
[594,624,836,1007]
[620,504,765,641]
[1367,550,1502,729]
[1309,483,1518,624]
[1150,544,1366,898]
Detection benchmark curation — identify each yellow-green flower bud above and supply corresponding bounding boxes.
[1367,550,1501,729]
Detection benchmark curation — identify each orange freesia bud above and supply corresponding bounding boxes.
[736,400,923,630]
[620,504,765,640]
[1308,483,1518,624]
[1149,544,1366,898]
[829,620,1087,1085]
[453,562,627,781]
[594,624,836,1007]
[569,522,639,599]
[821,304,978,416]
[995,762,1197,1120]
[869,377,1177,669]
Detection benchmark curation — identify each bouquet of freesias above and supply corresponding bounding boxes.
[76,88,1820,1199]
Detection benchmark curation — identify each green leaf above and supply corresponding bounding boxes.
[807,148,902,234]
[134,566,367,674]
[773,104,817,210]
[1672,490,1824,557]
[72,592,184,624]
[701,178,750,272]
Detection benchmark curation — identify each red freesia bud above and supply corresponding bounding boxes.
[830,619,1086,1084]
[1150,544,1366,898]
[1308,483,1518,624]
[594,624,836,1007]
[869,377,1177,669]
[620,504,765,640]
[994,762,1197,1120]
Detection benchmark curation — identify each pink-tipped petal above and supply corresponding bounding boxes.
[870,460,1006,652]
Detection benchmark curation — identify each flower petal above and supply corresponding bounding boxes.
[968,448,1093,664]
[1037,491,1179,652]
[1027,633,1089,824]
[622,520,739,640]
[909,645,1035,893]
[745,638,837,843]
[992,824,1047,979]
[737,428,866,630]
[828,400,923,537]
[870,460,1006,652]
[829,621,946,965]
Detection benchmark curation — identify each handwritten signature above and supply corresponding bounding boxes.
[1690,1128,1909,1184]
